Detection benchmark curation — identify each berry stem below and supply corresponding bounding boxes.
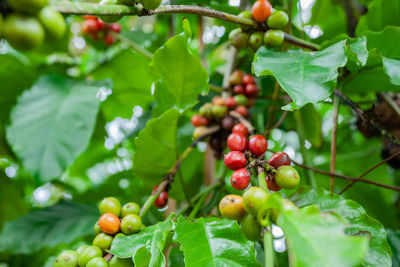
[257,169,269,194]
[229,111,255,134]
[263,224,275,267]
[188,190,208,219]
[113,32,153,60]
[52,2,320,51]
[177,181,224,216]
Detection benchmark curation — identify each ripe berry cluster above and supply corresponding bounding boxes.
[82,16,121,46]
[229,0,289,50]
[53,197,140,267]
[225,131,300,192]
[191,72,259,158]
[0,0,66,51]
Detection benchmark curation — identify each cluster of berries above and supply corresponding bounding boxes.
[228,70,260,107]
[53,197,140,267]
[225,130,300,192]
[191,72,259,158]
[229,0,289,50]
[220,149,300,241]
[81,16,121,46]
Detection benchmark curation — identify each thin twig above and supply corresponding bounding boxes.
[339,150,400,194]
[330,95,339,193]
[139,125,220,218]
[291,159,400,192]
[114,33,153,60]
[229,111,255,133]
[264,111,288,136]
[334,89,400,147]
[209,84,223,93]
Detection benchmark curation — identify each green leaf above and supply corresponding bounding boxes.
[298,104,323,148]
[277,204,368,267]
[342,27,400,93]
[387,230,400,267]
[346,37,368,67]
[150,32,208,113]
[382,57,400,85]
[0,173,28,229]
[356,0,400,35]
[109,215,175,267]
[307,0,347,41]
[0,54,38,124]
[6,75,105,182]
[91,49,154,120]
[133,109,180,185]
[174,216,259,267]
[290,187,392,267]
[253,41,347,110]
[0,201,98,254]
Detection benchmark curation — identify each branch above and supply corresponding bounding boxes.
[52,2,320,51]
[291,159,400,192]
[330,95,339,193]
[229,111,255,134]
[334,89,400,147]
[338,150,400,194]
[139,125,220,218]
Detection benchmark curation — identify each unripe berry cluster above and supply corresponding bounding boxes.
[0,0,66,51]
[229,0,289,50]
[82,16,121,46]
[53,197,140,267]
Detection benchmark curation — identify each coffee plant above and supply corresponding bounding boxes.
[1,0,400,266]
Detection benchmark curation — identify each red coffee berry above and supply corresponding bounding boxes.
[245,84,259,96]
[97,19,107,31]
[231,168,251,190]
[232,123,249,136]
[227,132,248,152]
[232,70,244,78]
[224,151,247,170]
[233,85,245,95]
[152,185,168,208]
[82,19,98,35]
[191,114,209,127]
[212,96,225,106]
[225,97,237,109]
[242,74,255,85]
[266,176,281,191]
[235,105,248,117]
[110,23,121,33]
[155,191,168,208]
[268,152,291,168]
[249,135,268,156]
[104,34,116,45]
